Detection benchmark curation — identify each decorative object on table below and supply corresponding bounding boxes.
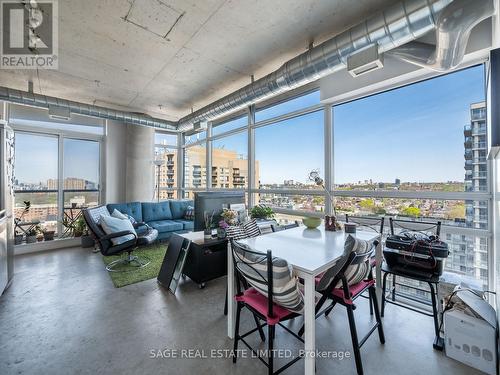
[308,170,340,231]
[153,159,165,202]
[249,205,274,220]
[203,211,215,240]
[217,219,228,239]
[302,216,321,229]
[344,222,357,235]
[26,228,37,243]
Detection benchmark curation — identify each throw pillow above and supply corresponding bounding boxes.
[226,225,246,240]
[100,215,136,246]
[316,234,373,291]
[111,209,137,225]
[242,219,261,238]
[184,205,195,221]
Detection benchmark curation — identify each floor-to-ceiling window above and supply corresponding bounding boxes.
[14,133,59,236]
[183,130,207,199]
[332,64,489,288]
[11,105,103,244]
[254,91,324,221]
[211,115,248,190]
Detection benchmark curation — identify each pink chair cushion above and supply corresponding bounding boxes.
[330,279,375,304]
[234,288,295,325]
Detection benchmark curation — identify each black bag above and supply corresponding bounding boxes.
[383,233,449,276]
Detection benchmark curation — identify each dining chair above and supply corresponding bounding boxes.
[345,214,384,314]
[381,217,442,349]
[231,238,304,375]
[298,237,384,375]
[270,221,300,232]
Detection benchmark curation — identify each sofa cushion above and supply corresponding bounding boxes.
[170,200,194,219]
[142,202,172,222]
[107,202,143,223]
[173,219,194,231]
[100,215,136,245]
[148,220,183,233]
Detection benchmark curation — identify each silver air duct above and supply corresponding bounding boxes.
[178,0,494,131]
[387,0,495,71]
[0,86,177,130]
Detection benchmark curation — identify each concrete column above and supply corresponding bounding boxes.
[125,124,154,202]
[105,120,127,203]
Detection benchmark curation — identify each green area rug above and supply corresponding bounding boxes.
[102,243,167,288]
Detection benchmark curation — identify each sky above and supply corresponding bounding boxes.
[213,65,486,185]
[16,133,100,185]
[15,65,485,187]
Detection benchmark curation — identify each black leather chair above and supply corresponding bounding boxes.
[83,206,159,272]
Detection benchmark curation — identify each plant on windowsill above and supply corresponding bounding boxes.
[35,225,44,242]
[41,224,55,241]
[250,205,274,220]
[26,227,37,244]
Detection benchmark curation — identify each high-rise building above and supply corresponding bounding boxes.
[445,102,488,284]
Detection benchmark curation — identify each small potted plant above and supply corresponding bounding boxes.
[35,225,44,242]
[73,216,86,237]
[203,211,214,240]
[80,221,95,248]
[42,224,56,241]
[14,231,23,245]
[26,227,37,244]
[217,219,229,239]
[250,205,275,220]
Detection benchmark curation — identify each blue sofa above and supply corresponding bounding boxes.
[106,200,194,240]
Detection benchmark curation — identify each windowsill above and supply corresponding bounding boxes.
[14,237,82,255]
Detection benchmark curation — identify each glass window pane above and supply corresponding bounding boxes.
[184,131,206,145]
[211,132,248,188]
[256,90,320,122]
[14,133,59,241]
[212,116,247,136]
[334,65,486,192]
[184,145,206,189]
[154,147,178,200]
[155,132,177,146]
[256,192,325,214]
[63,139,100,191]
[14,192,58,237]
[255,110,324,189]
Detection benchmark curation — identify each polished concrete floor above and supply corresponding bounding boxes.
[0,246,483,375]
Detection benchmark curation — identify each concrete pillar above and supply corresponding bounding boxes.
[125,124,154,202]
[104,120,127,203]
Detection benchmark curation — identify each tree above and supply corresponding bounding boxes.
[401,206,420,218]
[359,199,375,210]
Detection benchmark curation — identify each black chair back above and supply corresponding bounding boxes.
[231,239,274,318]
[82,206,113,253]
[323,243,377,298]
[389,218,441,237]
[345,214,384,234]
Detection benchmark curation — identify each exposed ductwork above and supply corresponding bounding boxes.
[177,0,494,131]
[0,0,494,133]
[387,0,495,71]
[0,86,177,130]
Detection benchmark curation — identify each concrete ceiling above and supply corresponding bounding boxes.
[0,0,400,122]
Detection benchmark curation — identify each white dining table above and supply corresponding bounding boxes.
[226,225,379,375]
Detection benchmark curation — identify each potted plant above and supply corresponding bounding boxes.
[14,231,23,245]
[80,221,95,248]
[35,225,44,242]
[73,216,86,237]
[26,228,37,243]
[250,205,275,220]
[41,224,56,241]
